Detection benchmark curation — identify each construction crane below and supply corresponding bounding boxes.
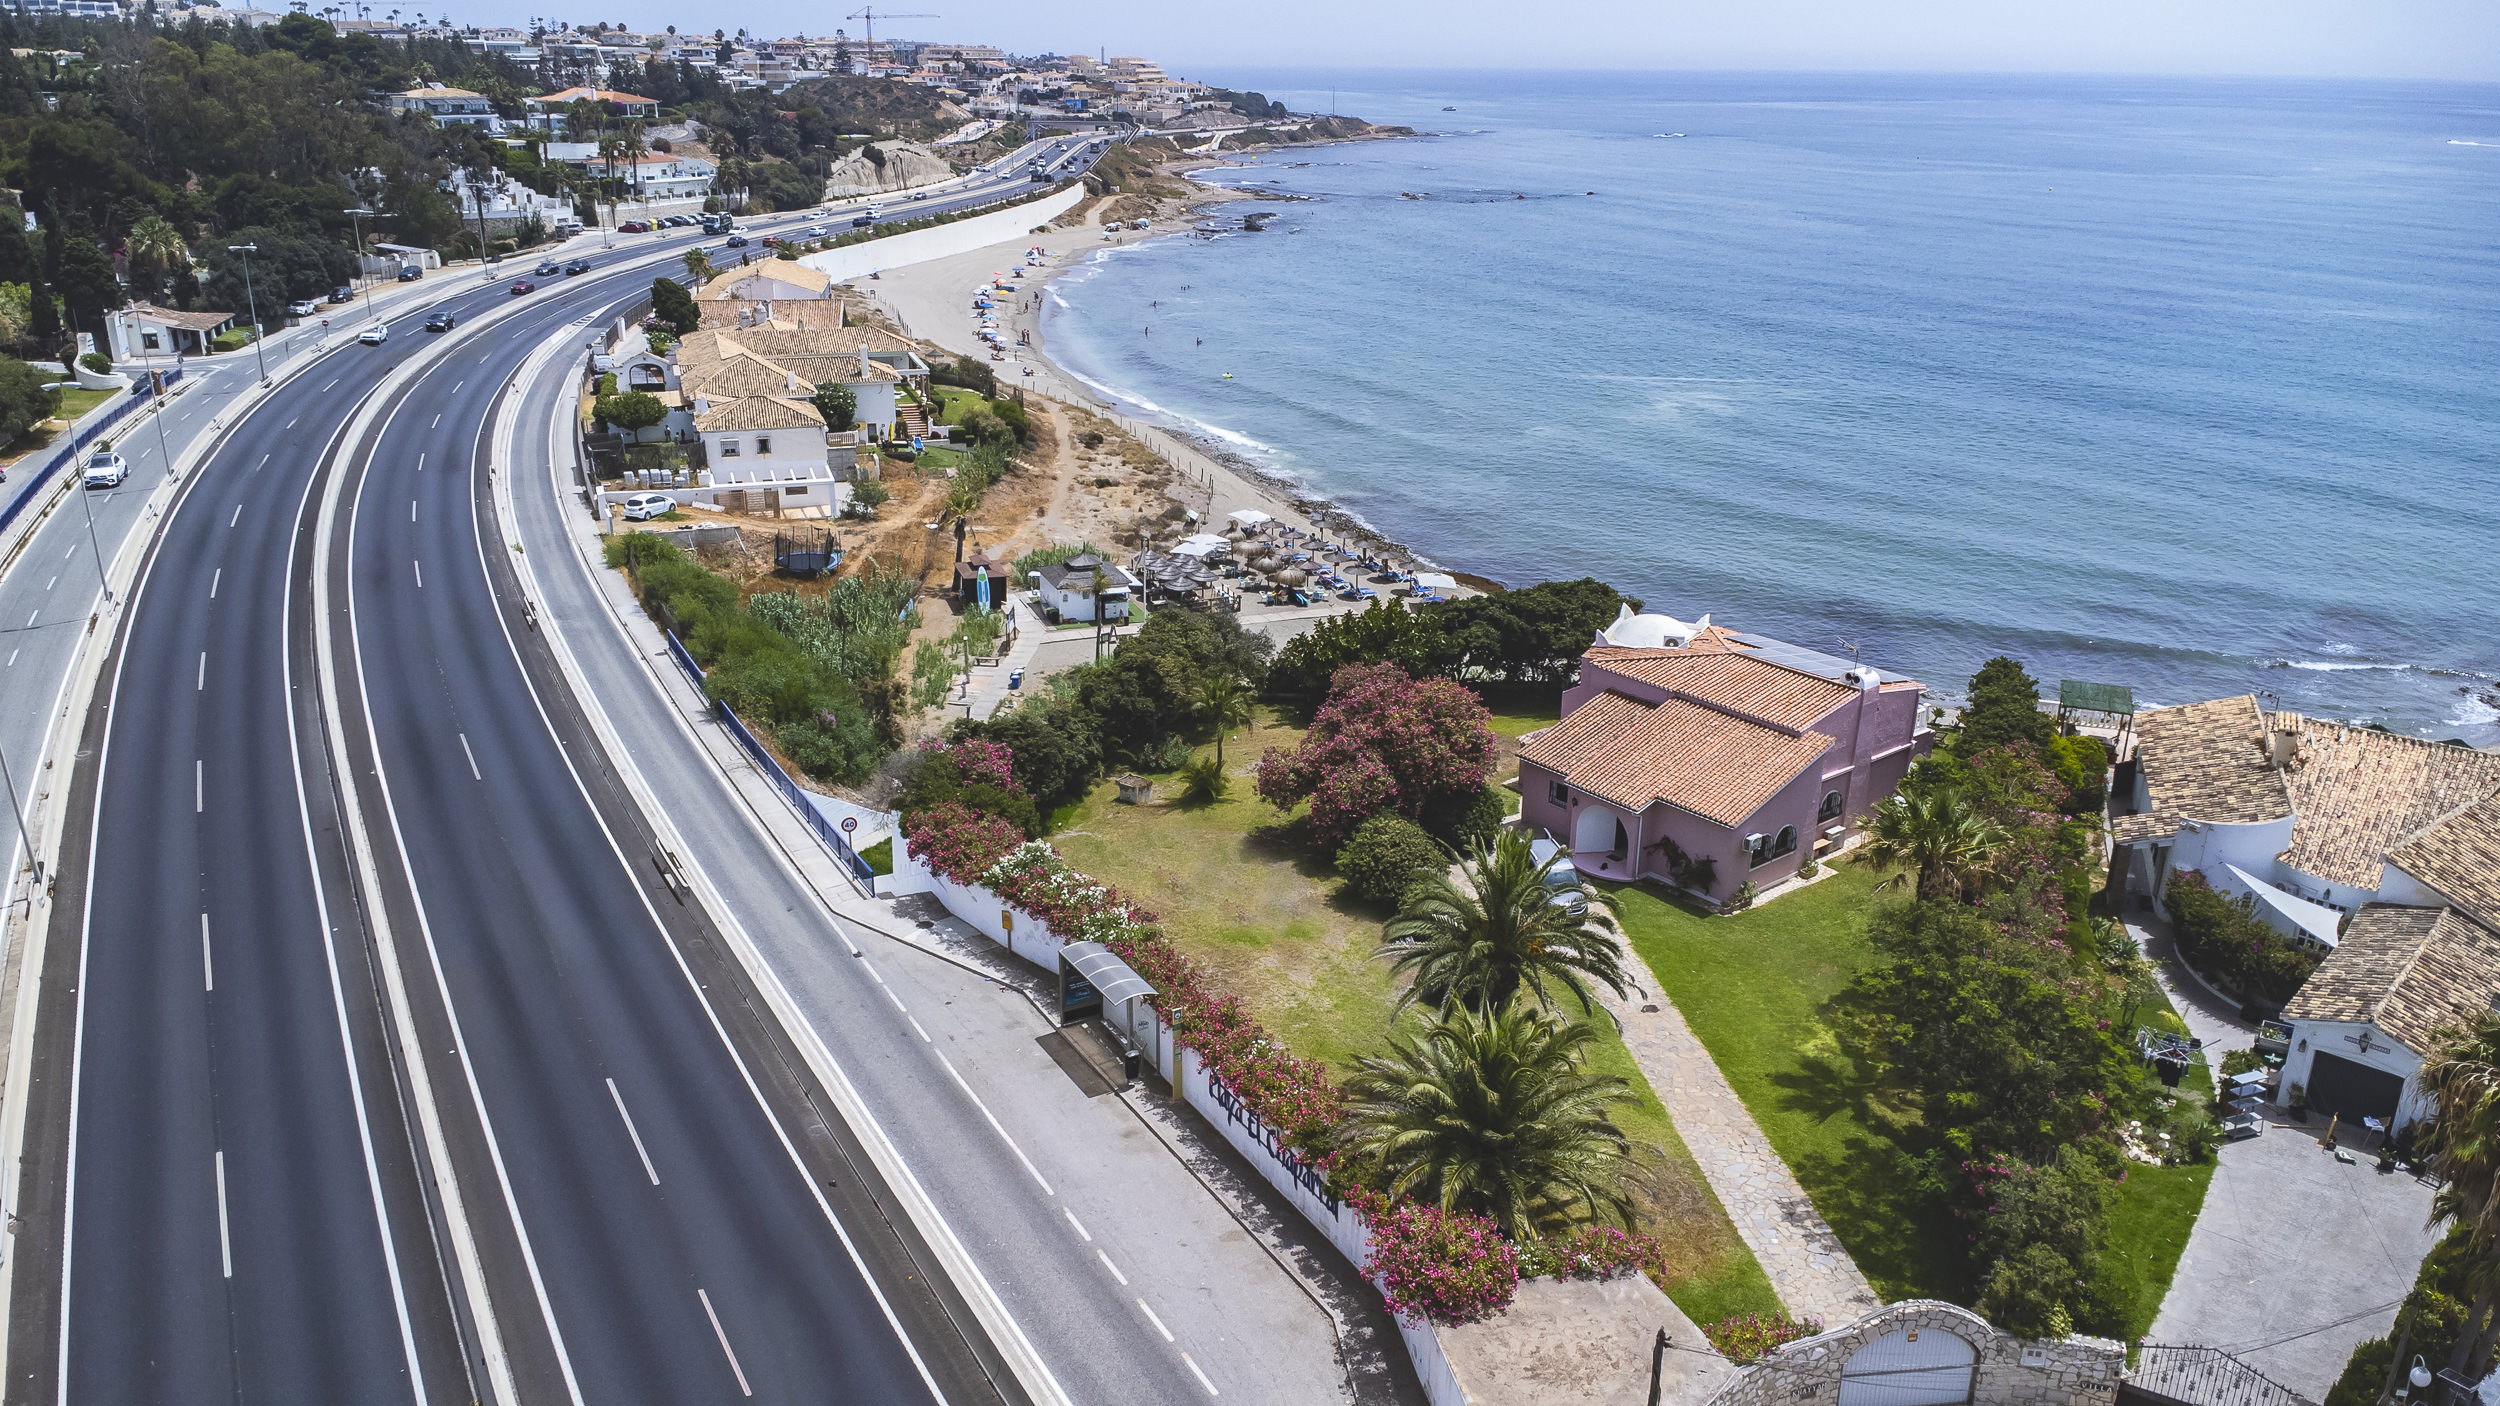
[844,7,935,43]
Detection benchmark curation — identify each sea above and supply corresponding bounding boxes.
[1038,71,2500,743]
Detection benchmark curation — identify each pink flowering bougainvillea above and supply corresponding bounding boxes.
[1251,663,1498,848]
[922,736,1018,793]
[903,803,1024,883]
[1347,1188,1522,1325]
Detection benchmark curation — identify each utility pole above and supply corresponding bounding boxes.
[345,205,380,322]
[225,243,270,386]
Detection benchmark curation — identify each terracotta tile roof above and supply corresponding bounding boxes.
[1581,647,1855,732]
[126,302,236,332]
[2268,715,2500,891]
[699,263,836,299]
[2111,811,2180,845]
[683,350,805,399]
[694,395,822,433]
[2283,904,2500,1054]
[2130,695,2291,828]
[2389,791,2500,932]
[1518,690,1831,829]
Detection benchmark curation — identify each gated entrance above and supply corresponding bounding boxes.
[1838,1326,1977,1406]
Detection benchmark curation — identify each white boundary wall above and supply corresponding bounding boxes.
[904,850,1468,1404]
[799,184,1086,284]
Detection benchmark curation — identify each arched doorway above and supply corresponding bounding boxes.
[1838,1327,1976,1406]
[1573,804,1625,858]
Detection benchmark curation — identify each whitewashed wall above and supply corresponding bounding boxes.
[799,184,1086,284]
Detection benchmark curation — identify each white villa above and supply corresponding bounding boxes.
[1032,554,1135,624]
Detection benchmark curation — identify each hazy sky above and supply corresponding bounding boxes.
[528,1,2500,82]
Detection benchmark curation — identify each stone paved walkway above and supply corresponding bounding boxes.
[1600,950,1882,1327]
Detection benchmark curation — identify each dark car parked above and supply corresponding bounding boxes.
[328,284,356,303]
[425,311,455,332]
[397,264,423,281]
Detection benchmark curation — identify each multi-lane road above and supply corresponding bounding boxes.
[1,137,1122,1404]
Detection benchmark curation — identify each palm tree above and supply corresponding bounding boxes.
[1339,1003,1641,1238]
[1194,670,1252,768]
[124,215,189,303]
[1857,784,2006,900]
[1380,828,1628,1017]
[681,247,714,285]
[2420,1016,2500,1377]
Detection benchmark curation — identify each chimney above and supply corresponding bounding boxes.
[693,393,711,415]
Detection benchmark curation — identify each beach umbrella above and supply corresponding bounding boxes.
[1278,568,1310,587]
[1252,554,1280,574]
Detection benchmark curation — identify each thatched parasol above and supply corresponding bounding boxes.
[1277,567,1310,587]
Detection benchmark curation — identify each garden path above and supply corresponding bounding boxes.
[1600,950,1882,1327]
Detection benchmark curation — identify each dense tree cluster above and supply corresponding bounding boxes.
[1266,577,1631,698]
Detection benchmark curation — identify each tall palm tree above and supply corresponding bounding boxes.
[1857,785,2006,900]
[123,215,189,304]
[1339,1003,1641,1238]
[1380,828,1628,1017]
[681,247,714,285]
[1194,670,1252,768]
[2420,1016,2500,1377]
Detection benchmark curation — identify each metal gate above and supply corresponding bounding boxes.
[1838,1328,1977,1406]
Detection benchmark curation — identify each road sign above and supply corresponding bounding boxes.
[839,816,858,833]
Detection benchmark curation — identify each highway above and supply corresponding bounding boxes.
[4,134,1102,1405]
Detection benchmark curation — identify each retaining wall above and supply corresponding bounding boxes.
[798,184,1086,284]
[1704,1301,2122,1406]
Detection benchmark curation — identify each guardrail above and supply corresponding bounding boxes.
[712,695,877,892]
[664,628,705,688]
[0,382,160,541]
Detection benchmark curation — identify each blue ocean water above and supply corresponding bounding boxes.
[1041,72,2500,741]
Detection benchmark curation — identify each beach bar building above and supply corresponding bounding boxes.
[1513,608,1929,901]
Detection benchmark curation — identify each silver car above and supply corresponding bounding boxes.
[621,492,676,521]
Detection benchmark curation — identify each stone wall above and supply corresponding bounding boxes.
[1707,1301,2123,1406]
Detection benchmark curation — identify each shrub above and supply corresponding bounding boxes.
[1252,663,1498,848]
[903,801,1025,879]
[0,359,62,445]
[897,738,1040,836]
[1336,812,1443,909]
[1422,784,1506,853]
[811,380,857,432]
[79,350,112,373]
[1514,1223,1675,1282]
[1176,755,1229,804]
[849,479,889,508]
[1347,1189,1520,1325]
[1722,880,1758,913]
[1143,734,1194,772]
[1704,1311,1824,1364]
[931,354,997,397]
[594,391,667,433]
[650,276,701,337]
[2166,871,2320,1001]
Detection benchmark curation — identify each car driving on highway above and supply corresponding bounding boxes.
[509,279,536,295]
[563,257,591,275]
[82,451,129,488]
[620,492,676,521]
[359,323,389,344]
[534,260,560,276]
[425,311,455,332]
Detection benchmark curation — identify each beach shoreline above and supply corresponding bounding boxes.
[850,160,1488,587]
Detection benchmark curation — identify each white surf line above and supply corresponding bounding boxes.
[931,1050,1053,1194]
[209,568,221,598]
[1181,1353,1220,1397]
[1136,1299,1174,1343]
[605,1078,660,1185]
[457,733,480,781]
[1094,1249,1127,1286]
[214,1151,233,1278]
[412,559,423,588]
[696,1290,753,1397]
[201,914,213,992]
[197,652,206,690]
[231,504,243,527]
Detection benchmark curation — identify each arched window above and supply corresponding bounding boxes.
[1772,825,1798,859]
[1819,789,1844,823]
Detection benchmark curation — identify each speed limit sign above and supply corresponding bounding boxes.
[840,816,858,834]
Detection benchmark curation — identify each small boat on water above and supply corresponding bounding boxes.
[1442,105,1457,112]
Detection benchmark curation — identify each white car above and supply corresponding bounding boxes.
[620,492,676,521]
[806,224,827,237]
[82,452,129,488]
[287,299,320,317]
[358,323,389,345]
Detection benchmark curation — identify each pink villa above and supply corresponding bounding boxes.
[1516,608,1932,900]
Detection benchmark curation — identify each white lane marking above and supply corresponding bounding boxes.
[907,1015,931,1043]
[881,984,907,1015]
[1182,1353,1220,1397]
[430,414,439,429]
[43,576,54,591]
[413,559,423,588]
[209,568,221,598]
[1137,1299,1174,1343]
[410,500,417,523]
[23,610,34,627]
[858,957,885,984]
[696,1290,754,1398]
[452,380,464,392]
[458,733,481,780]
[62,544,73,560]
[6,649,16,667]
[1095,1249,1128,1286]
[287,417,298,429]
[201,914,213,992]
[322,378,339,391]
[194,759,202,813]
[933,1050,1053,1194]
[417,453,424,472]
[197,652,206,690]
[1063,1208,1092,1242]
[214,1151,233,1279]
[605,1079,660,1186]
[230,504,243,527]
[254,454,268,473]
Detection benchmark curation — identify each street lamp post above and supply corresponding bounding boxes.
[226,243,271,386]
[345,206,380,324]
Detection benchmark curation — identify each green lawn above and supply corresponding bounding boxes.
[859,836,894,876]
[1050,718,1781,1323]
[1616,864,2212,1337]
